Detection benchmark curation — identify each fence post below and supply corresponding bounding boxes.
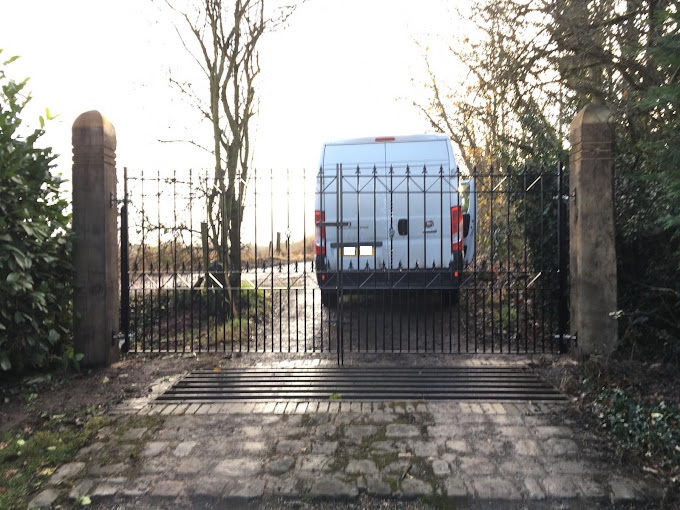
[72,111,120,367]
[568,103,618,357]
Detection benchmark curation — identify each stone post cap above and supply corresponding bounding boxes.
[570,103,613,147]
[72,110,116,150]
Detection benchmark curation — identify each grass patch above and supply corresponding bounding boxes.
[0,413,112,509]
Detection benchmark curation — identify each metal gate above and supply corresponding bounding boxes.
[119,164,569,362]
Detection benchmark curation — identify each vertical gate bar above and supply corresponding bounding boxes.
[270,168,274,353]
[141,170,146,352]
[254,167,258,352]
[133,290,139,352]
[121,167,130,353]
[523,169,529,353]
[557,161,568,353]
[295,289,299,352]
[373,165,379,352]
[187,169,193,353]
[198,270,203,353]
[337,163,344,365]
[303,168,308,353]
[172,170,178,352]
[286,168,291,353]
[501,166,514,354]
[406,165,411,352]
[156,170,162,350]
[489,167,494,353]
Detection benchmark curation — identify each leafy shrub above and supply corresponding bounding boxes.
[593,387,680,470]
[0,51,73,371]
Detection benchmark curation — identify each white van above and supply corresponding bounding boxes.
[315,134,475,302]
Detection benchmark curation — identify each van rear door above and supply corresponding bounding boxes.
[321,142,388,272]
[385,139,454,271]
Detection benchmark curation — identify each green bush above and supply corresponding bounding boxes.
[593,387,680,470]
[0,51,73,371]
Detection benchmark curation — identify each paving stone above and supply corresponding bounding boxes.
[410,440,438,457]
[472,476,522,500]
[432,459,451,476]
[28,488,60,509]
[445,439,469,453]
[543,438,579,456]
[309,476,359,498]
[427,425,465,437]
[121,481,151,497]
[400,477,433,497]
[312,441,338,455]
[458,456,497,475]
[474,439,507,456]
[76,442,106,459]
[383,459,412,475]
[88,463,127,476]
[346,425,378,442]
[266,457,295,475]
[549,460,597,475]
[499,459,546,477]
[571,475,607,497]
[243,441,267,453]
[215,457,261,477]
[91,480,124,499]
[365,476,391,496]
[346,459,378,475]
[513,439,541,456]
[372,440,399,453]
[609,477,638,501]
[541,476,579,498]
[177,457,203,474]
[297,454,331,472]
[50,461,86,484]
[69,479,95,500]
[265,475,302,497]
[444,476,469,498]
[173,441,197,457]
[523,477,546,499]
[227,478,266,499]
[141,441,168,458]
[187,478,228,500]
[121,427,148,440]
[534,426,574,438]
[386,424,420,438]
[151,480,184,498]
[276,439,308,454]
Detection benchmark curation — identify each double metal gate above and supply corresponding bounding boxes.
[119,164,569,363]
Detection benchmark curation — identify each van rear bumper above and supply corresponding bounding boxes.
[315,268,461,290]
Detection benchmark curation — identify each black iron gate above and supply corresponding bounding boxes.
[119,164,569,361]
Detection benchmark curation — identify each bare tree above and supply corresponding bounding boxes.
[164,0,297,314]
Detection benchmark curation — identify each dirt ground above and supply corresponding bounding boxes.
[0,354,219,434]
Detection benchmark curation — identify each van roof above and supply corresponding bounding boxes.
[324,134,451,146]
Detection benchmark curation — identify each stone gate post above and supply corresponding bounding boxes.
[569,103,618,357]
[72,111,120,367]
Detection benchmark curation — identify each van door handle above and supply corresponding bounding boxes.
[318,221,351,228]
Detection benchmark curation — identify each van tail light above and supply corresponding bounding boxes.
[450,206,463,252]
[315,210,326,255]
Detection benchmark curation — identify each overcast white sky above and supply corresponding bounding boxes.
[1,0,467,241]
[1,0,464,172]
